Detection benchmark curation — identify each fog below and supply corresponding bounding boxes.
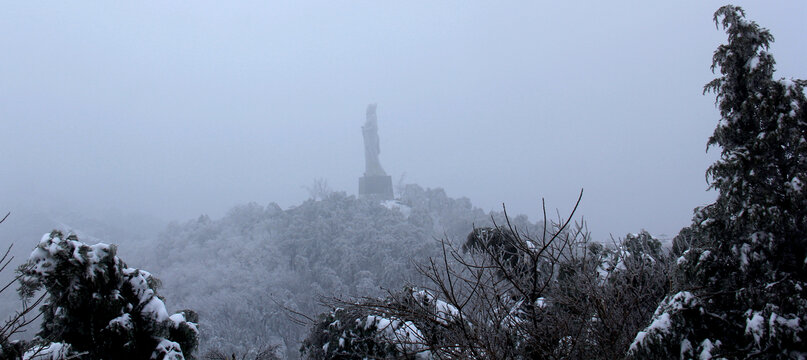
[2,1,805,241]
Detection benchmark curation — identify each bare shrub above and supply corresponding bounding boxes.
[301,191,671,359]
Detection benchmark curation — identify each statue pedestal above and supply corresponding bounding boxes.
[359,175,393,200]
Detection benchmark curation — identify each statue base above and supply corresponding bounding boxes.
[359,175,393,200]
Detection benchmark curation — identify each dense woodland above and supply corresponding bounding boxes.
[2,6,806,359]
[141,184,540,357]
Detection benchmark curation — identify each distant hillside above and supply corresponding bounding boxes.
[140,184,542,358]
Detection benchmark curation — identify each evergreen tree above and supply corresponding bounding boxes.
[18,231,199,360]
[630,6,807,358]
[300,303,413,359]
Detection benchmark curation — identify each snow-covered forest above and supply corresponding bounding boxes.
[2,4,807,360]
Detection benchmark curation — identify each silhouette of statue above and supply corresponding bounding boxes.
[362,103,386,176]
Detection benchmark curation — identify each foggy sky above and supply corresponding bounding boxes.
[2,1,806,241]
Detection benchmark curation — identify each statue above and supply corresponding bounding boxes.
[358,103,394,200]
[362,103,386,176]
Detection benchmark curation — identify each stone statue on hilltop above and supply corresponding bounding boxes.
[362,103,386,177]
[359,103,394,200]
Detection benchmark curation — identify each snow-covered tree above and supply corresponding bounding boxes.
[17,231,199,360]
[300,302,415,359]
[301,287,460,359]
[630,6,807,358]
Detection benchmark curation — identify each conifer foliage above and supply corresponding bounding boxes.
[17,231,199,360]
[630,6,807,358]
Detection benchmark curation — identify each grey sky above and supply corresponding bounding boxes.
[2,1,805,241]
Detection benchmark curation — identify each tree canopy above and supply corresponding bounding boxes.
[17,231,198,360]
[629,5,807,358]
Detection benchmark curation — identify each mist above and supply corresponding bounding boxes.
[2,1,806,240]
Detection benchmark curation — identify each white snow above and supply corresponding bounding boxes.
[365,314,391,331]
[151,339,184,360]
[169,313,186,326]
[680,339,693,359]
[71,243,84,263]
[411,289,434,303]
[789,177,803,192]
[381,200,412,218]
[363,314,429,356]
[434,299,459,325]
[646,313,672,334]
[738,243,751,268]
[87,243,111,264]
[23,342,73,360]
[630,331,648,353]
[629,292,698,354]
[108,313,133,330]
[698,250,711,263]
[745,311,765,346]
[769,312,802,342]
[142,296,170,322]
[392,320,425,354]
[410,289,458,325]
[597,263,610,279]
[126,269,156,304]
[668,291,696,311]
[746,56,760,70]
[168,313,198,334]
[677,249,691,266]
[698,339,719,360]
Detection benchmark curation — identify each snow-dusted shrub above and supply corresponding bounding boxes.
[302,286,474,359]
[301,305,411,359]
[17,231,198,360]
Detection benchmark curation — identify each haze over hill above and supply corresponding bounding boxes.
[2,1,805,242]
